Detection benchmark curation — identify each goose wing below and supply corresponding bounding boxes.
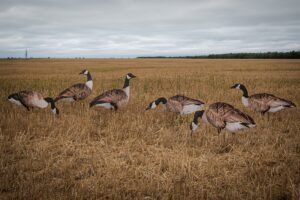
[18,91,33,99]
[223,107,255,126]
[169,95,204,114]
[205,102,233,129]
[17,91,33,107]
[18,91,45,108]
[263,94,295,107]
[249,93,295,111]
[170,95,204,105]
[56,83,91,101]
[166,98,183,112]
[19,90,42,102]
[90,89,127,105]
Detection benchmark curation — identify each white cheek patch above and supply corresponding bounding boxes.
[151,102,157,109]
[126,75,131,79]
[9,98,22,106]
[191,122,198,131]
[182,104,204,114]
[51,108,57,114]
[84,70,88,75]
[237,84,241,89]
[94,103,114,109]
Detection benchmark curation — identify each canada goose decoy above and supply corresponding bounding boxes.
[55,69,93,102]
[146,95,204,115]
[8,91,59,114]
[89,73,136,110]
[190,102,255,137]
[231,83,296,114]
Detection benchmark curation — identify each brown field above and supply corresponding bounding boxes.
[0,58,299,199]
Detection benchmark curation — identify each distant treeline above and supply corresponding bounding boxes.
[138,51,300,59]
[4,57,86,60]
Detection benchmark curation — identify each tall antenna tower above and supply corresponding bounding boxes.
[25,49,28,59]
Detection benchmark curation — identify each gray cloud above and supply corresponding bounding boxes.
[0,0,300,57]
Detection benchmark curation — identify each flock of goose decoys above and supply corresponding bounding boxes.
[8,69,296,138]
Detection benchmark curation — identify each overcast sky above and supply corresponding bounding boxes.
[0,0,299,58]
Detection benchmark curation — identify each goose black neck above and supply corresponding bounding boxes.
[155,97,167,105]
[8,93,19,100]
[44,97,56,109]
[123,77,130,88]
[240,85,248,98]
[193,110,204,125]
[87,72,92,82]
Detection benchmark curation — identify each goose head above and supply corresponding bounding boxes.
[44,97,60,115]
[146,101,157,110]
[145,97,167,110]
[190,110,204,132]
[126,73,136,80]
[230,83,246,90]
[8,93,22,106]
[230,83,249,97]
[79,69,89,75]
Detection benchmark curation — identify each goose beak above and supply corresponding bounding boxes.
[145,107,150,111]
[131,75,137,78]
[230,85,236,89]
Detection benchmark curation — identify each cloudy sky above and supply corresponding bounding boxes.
[0,0,299,58]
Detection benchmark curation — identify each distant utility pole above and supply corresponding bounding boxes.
[25,49,28,59]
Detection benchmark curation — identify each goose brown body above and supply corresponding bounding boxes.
[146,95,204,114]
[247,93,296,113]
[191,102,255,134]
[205,102,255,130]
[55,83,92,102]
[12,91,47,109]
[8,90,59,114]
[166,95,204,114]
[55,69,93,102]
[90,89,128,109]
[89,73,136,110]
[231,84,296,114]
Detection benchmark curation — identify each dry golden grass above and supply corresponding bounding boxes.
[0,58,299,199]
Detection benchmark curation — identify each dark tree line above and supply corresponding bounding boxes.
[138,51,300,59]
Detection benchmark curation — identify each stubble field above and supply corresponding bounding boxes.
[0,58,299,199]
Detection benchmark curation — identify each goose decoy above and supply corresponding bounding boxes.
[230,83,296,114]
[146,95,204,114]
[8,91,59,114]
[190,102,255,137]
[55,69,93,102]
[89,73,136,110]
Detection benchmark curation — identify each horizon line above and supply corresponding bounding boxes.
[1,50,299,59]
